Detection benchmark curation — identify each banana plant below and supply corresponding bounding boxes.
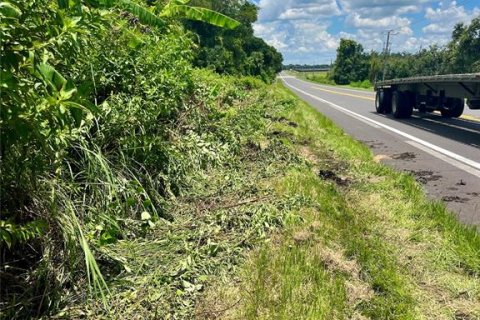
[57,0,240,30]
[160,0,240,29]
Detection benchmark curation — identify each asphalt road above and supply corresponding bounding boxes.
[281,73,480,227]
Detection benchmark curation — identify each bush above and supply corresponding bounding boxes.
[305,72,335,85]
[0,1,283,317]
[349,79,372,89]
[1,1,196,316]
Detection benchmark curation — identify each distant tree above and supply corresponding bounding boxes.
[448,16,480,73]
[331,39,369,84]
[182,0,283,82]
[368,52,382,82]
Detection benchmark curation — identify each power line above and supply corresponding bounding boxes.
[382,29,398,81]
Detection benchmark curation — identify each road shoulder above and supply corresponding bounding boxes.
[203,82,480,319]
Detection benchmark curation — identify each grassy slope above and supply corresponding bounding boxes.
[202,82,480,320]
[64,78,479,319]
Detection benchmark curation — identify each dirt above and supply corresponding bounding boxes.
[362,140,386,149]
[267,115,299,127]
[456,180,467,186]
[407,170,443,184]
[270,130,294,138]
[318,169,350,186]
[392,152,416,160]
[442,196,470,203]
[373,154,391,163]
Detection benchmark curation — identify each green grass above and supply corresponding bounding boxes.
[204,82,480,320]
[43,78,480,319]
[289,70,374,91]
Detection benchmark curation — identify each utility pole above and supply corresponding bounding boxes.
[382,29,398,81]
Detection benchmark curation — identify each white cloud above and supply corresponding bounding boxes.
[339,0,436,18]
[258,0,340,21]
[254,0,342,63]
[422,23,452,34]
[346,13,411,31]
[252,0,480,64]
[422,1,480,35]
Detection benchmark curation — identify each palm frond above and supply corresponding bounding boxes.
[94,0,165,27]
[162,5,240,29]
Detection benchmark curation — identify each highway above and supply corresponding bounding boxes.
[281,73,480,227]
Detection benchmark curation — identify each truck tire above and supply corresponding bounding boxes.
[441,98,464,118]
[375,90,391,114]
[391,91,413,118]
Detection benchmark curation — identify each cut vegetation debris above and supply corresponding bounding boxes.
[4,75,480,318]
[198,84,480,320]
[2,1,479,319]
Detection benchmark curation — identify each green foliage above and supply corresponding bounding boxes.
[1,0,102,165]
[350,79,372,89]
[448,16,480,73]
[183,0,283,82]
[56,0,240,31]
[114,0,167,27]
[305,71,336,85]
[332,39,369,85]
[0,0,245,317]
[161,0,240,29]
[0,220,47,249]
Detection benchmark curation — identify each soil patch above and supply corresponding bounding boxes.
[407,170,442,184]
[267,115,299,127]
[392,152,416,160]
[318,169,350,186]
[373,154,391,163]
[442,196,470,203]
[362,140,386,149]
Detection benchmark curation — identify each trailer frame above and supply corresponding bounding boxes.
[374,73,480,118]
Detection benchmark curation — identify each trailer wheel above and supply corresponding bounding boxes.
[391,91,413,118]
[375,90,391,114]
[441,98,464,118]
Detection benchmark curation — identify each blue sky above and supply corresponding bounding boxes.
[249,0,480,65]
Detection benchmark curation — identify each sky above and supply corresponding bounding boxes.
[249,0,480,65]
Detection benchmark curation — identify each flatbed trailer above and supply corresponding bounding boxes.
[374,73,480,118]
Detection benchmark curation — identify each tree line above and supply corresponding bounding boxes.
[330,16,480,85]
[184,0,283,82]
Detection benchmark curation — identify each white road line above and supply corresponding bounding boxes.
[405,141,480,179]
[353,117,381,129]
[411,116,480,134]
[282,78,480,174]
